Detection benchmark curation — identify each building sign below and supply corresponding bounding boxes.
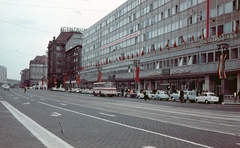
[171,68,191,75]
[200,32,240,45]
[60,27,86,33]
[148,71,162,76]
[162,69,170,75]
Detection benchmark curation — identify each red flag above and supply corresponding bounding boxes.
[63,76,66,84]
[182,38,185,44]
[106,59,108,64]
[191,36,195,42]
[76,75,80,84]
[166,43,169,50]
[173,41,177,48]
[141,50,144,56]
[132,53,134,59]
[235,25,239,34]
[135,67,140,82]
[218,29,222,37]
[160,46,162,52]
[136,52,139,57]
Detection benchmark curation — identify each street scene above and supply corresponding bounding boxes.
[0,88,239,148]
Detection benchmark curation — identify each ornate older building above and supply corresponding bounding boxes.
[47,28,84,89]
[29,55,48,88]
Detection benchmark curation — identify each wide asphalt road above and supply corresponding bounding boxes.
[0,88,240,148]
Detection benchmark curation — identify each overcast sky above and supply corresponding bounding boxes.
[0,0,127,80]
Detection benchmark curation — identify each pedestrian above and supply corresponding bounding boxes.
[179,89,184,103]
[24,86,26,93]
[237,89,240,102]
[186,95,190,103]
[218,91,224,107]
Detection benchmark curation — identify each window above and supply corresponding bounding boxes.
[208,52,214,62]
[201,53,206,63]
[225,2,233,13]
[224,22,232,34]
[210,26,216,36]
[218,5,224,15]
[210,7,217,17]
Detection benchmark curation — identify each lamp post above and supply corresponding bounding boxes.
[216,43,229,95]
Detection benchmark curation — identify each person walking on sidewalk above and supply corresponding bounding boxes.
[218,91,224,107]
[237,89,240,102]
[179,89,184,103]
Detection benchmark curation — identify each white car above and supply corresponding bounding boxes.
[195,92,219,104]
[153,90,170,100]
[1,84,10,91]
[136,92,144,99]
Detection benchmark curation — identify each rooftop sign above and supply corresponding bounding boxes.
[60,27,86,33]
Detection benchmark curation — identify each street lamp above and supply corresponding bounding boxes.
[216,43,229,95]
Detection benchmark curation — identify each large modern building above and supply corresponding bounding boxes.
[47,27,84,89]
[29,55,48,88]
[80,0,240,95]
[0,65,7,85]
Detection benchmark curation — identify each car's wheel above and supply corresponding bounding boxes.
[205,100,208,104]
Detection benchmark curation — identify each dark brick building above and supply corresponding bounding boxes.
[47,30,83,89]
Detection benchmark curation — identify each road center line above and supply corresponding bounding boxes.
[1,101,73,148]
[37,101,213,148]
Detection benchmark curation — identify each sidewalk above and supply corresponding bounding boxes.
[224,98,240,105]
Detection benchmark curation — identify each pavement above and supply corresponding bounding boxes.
[224,98,240,105]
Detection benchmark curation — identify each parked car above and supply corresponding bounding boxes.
[195,92,219,104]
[153,90,170,100]
[136,91,144,99]
[170,90,196,102]
[145,90,155,99]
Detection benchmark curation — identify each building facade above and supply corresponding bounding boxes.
[20,68,29,88]
[65,45,82,89]
[47,28,84,89]
[80,0,240,95]
[29,55,48,88]
[0,65,7,85]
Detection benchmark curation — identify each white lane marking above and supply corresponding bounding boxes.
[60,103,67,106]
[23,102,30,105]
[51,112,62,117]
[37,101,213,148]
[1,101,73,148]
[99,112,116,117]
[142,146,156,148]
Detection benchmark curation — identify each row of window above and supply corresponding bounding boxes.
[82,18,239,66]
[83,1,238,65]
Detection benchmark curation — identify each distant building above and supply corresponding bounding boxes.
[29,55,48,88]
[20,69,29,88]
[7,79,20,87]
[47,28,84,89]
[0,65,7,85]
